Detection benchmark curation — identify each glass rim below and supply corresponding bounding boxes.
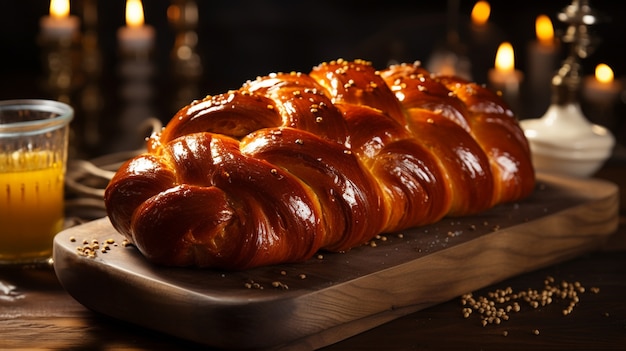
[0,99,74,135]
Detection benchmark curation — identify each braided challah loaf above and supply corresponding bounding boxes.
[104,59,535,270]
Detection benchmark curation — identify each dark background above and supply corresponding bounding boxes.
[1,0,624,156]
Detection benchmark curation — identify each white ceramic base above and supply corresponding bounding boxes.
[520,103,615,178]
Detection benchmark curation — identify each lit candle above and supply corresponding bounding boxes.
[583,63,622,106]
[471,1,490,32]
[488,42,523,112]
[117,0,155,54]
[468,1,506,85]
[469,1,492,48]
[39,0,80,41]
[526,14,559,117]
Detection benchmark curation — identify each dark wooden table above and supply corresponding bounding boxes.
[2,2,626,348]
[1,163,625,350]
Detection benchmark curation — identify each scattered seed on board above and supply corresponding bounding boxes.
[461,275,599,327]
[72,237,131,259]
[244,281,263,290]
[271,281,289,290]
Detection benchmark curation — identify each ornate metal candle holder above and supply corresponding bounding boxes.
[519,0,615,178]
[551,0,603,105]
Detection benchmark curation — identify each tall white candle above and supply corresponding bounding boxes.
[117,0,155,54]
[584,64,622,106]
[488,42,523,113]
[527,14,559,118]
[469,0,491,44]
[39,0,80,41]
[468,0,505,85]
[582,63,622,129]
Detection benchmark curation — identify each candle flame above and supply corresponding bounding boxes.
[471,1,491,26]
[535,15,554,46]
[125,0,145,28]
[595,63,614,84]
[50,0,70,19]
[495,42,515,72]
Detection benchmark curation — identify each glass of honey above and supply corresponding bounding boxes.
[0,99,73,265]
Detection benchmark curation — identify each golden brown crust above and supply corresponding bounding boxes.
[380,62,535,205]
[104,59,535,270]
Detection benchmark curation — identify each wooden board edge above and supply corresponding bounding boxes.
[52,174,621,349]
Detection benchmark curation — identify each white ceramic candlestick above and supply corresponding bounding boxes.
[520,103,614,177]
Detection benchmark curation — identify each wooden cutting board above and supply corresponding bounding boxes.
[53,173,619,350]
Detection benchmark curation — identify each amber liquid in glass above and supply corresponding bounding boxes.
[0,151,64,263]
